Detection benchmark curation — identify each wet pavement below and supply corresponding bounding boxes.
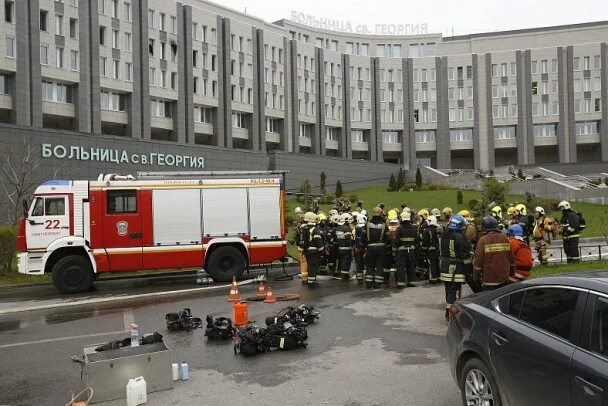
[0,276,460,406]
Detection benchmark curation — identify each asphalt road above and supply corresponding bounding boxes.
[0,277,461,406]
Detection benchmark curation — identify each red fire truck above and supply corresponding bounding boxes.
[16,171,288,293]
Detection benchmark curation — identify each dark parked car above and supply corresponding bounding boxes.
[447,272,608,406]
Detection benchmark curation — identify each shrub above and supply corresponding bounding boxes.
[321,193,335,204]
[517,168,525,179]
[604,177,608,186]
[481,178,508,208]
[335,180,343,197]
[388,174,397,192]
[402,182,417,191]
[346,193,359,203]
[428,184,439,191]
[457,190,463,205]
[0,226,17,276]
[468,199,480,211]
[415,168,422,188]
[396,168,405,191]
[320,172,327,195]
[536,198,560,211]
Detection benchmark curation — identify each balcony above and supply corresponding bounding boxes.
[352,141,368,152]
[326,139,338,150]
[232,127,249,140]
[576,133,600,144]
[150,116,173,130]
[533,136,558,146]
[382,142,402,152]
[0,94,11,110]
[42,101,75,117]
[415,141,436,152]
[101,110,128,125]
[299,136,311,147]
[265,131,280,144]
[194,121,214,135]
[450,140,473,150]
[494,138,517,149]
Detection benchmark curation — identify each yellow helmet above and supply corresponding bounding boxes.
[458,210,472,220]
[515,204,527,216]
[491,206,503,218]
[387,209,398,221]
[442,207,453,216]
[372,207,383,217]
[506,206,518,216]
[317,213,327,221]
[418,209,430,220]
[304,212,318,224]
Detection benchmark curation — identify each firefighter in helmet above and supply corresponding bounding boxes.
[440,207,453,229]
[332,213,354,281]
[558,200,581,263]
[421,214,440,284]
[490,205,506,231]
[364,207,388,289]
[298,212,324,287]
[394,210,418,288]
[383,209,400,286]
[353,215,367,284]
[416,209,430,280]
[533,206,556,265]
[294,208,308,285]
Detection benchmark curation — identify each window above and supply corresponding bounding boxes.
[55,14,63,35]
[448,67,454,80]
[99,26,106,46]
[5,35,14,58]
[171,16,176,34]
[595,98,602,112]
[351,130,366,143]
[551,101,559,115]
[100,56,107,76]
[510,104,518,117]
[232,112,246,128]
[40,10,48,31]
[45,198,65,216]
[170,72,177,90]
[110,0,118,18]
[573,57,580,71]
[107,190,137,214]
[70,50,78,70]
[360,43,368,56]
[124,32,131,51]
[510,62,517,76]
[147,9,154,28]
[409,44,419,58]
[125,62,132,81]
[42,80,72,103]
[0,74,8,94]
[345,42,353,54]
[594,55,601,70]
[39,44,49,65]
[382,131,399,144]
[551,59,558,73]
[69,18,78,38]
[494,126,516,140]
[531,81,538,95]
[150,98,172,117]
[112,59,119,79]
[171,43,177,62]
[583,56,590,70]
[450,129,473,142]
[576,121,599,135]
[415,130,435,143]
[534,124,557,137]
[4,1,14,23]
[591,296,608,357]
[159,13,165,31]
[491,64,498,77]
[194,106,212,123]
[149,66,155,85]
[148,38,154,56]
[392,45,401,58]
[98,0,105,14]
[112,29,119,49]
[541,60,547,74]
[530,60,537,74]
[100,90,126,111]
[517,288,580,340]
[55,47,64,68]
[124,2,131,21]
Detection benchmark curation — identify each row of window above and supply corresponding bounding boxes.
[264,92,284,110]
[38,10,78,38]
[324,104,342,120]
[449,108,475,122]
[99,0,131,22]
[448,66,473,81]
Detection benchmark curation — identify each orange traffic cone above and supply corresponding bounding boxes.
[263,286,277,303]
[227,276,241,302]
[256,281,267,299]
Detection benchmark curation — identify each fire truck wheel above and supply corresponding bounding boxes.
[206,246,246,282]
[52,255,95,294]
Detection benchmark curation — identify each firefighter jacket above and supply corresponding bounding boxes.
[560,209,580,239]
[421,225,439,252]
[364,218,387,248]
[394,222,418,253]
[439,229,472,283]
[473,230,514,286]
[386,220,400,248]
[354,226,366,251]
[510,214,530,237]
[332,224,353,252]
[302,225,324,253]
[509,237,533,273]
[533,215,555,242]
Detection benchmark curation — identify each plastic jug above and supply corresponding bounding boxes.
[233,301,249,327]
[130,323,140,347]
[126,376,147,406]
[180,362,189,381]
[172,363,179,381]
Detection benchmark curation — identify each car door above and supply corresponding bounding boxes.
[26,195,71,250]
[102,189,142,271]
[570,293,608,406]
[489,286,586,406]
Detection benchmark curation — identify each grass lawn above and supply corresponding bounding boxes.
[531,260,608,278]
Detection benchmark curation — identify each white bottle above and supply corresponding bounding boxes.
[126,376,147,406]
[172,363,179,381]
[130,323,140,347]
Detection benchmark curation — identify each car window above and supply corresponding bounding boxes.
[590,296,608,357]
[45,198,65,216]
[519,287,579,340]
[31,198,44,217]
[107,190,137,214]
[495,290,525,318]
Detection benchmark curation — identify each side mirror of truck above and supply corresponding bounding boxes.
[22,199,29,219]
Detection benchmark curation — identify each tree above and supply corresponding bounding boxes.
[517,168,525,180]
[415,168,422,189]
[479,178,508,213]
[457,190,463,205]
[335,180,343,197]
[320,171,327,195]
[396,168,405,191]
[388,174,397,192]
[297,179,312,209]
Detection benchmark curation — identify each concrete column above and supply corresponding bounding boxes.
[402,58,416,170]
[87,0,101,134]
[287,39,298,153]
[342,54,352,159]
[219,17,232,148]
[557,47,569,163]
[525,51,535,165]
[214,15,225,147]
[314,47,325,156]
[435,56,450,168]
[132,0,149,139]
[281,37,291,152]
[14,0,31,126]
[369,57,381,162]
[475,53,494,170]
[516,50,530,165]
[175,3,189,144]
[566,46,577,163]
[76,0,91,133]
[28,0,42,128]
[601,43,608,161]
[252,28,265,152]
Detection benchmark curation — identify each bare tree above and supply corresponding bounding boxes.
[0,138,61,225]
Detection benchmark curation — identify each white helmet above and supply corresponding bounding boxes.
[351,211,359,219]
[535,206,545,215]
[295,207,303,214]
[357,216,367,226]
[400,211,411,221]
[339,213,352,225]
[427,216,438,227]
[558,200,571,210]
[329,209,338,216]
[330,213,341,224]
[304,212,318,224]
[360,209,367,217]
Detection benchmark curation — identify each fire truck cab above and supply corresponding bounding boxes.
[17,172,288,293]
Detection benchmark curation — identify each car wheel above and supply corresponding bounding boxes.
[52,255,95,294]
[460,357,502,406]
[205,246,246,282]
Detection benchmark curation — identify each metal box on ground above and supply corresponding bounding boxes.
[83,342,172,404]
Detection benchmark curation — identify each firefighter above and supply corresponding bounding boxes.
[441,207,453,226]
[353,215,367,284]
[421,214,440,284]
[507,224,534,283]
[490,205,506,231]
[383,209,400,286]
[513,203,532,242]
[333,213,354,281]
[364,207,387,289]
[294,209,308,285]
[416,209,430,280]
[459,210,478,248]
[439,214,472,322]
[558,200,581,263]
[299,212,324,287]
[430,208,441,222]
[394,210,418,288]
[328,213,342,275]
[473,216,514,291]
[317,213,334,275]
[533,206,555,265]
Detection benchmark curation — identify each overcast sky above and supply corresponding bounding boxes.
[215,0,608,36]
